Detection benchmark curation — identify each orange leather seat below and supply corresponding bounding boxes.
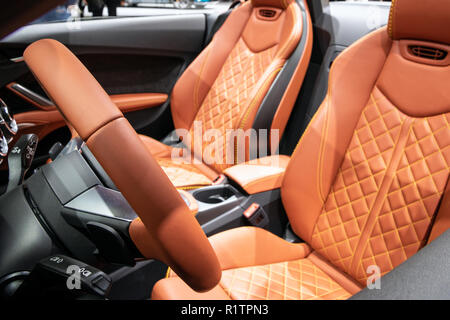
[139,0,313,189]
[152,0,450,299]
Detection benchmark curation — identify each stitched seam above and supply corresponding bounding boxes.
[84,115,123,141]
[289,30,392,245]
[311,93,405,273]
[244,172,283,189]
[345,99,409,270]
[236,1,299,135]
[234,67,283,164]
[317,101,331,203]
[348,117,412,277]
[177,184,209,190]
[189,4,251,137]
[388,0,397,39]
[277,2,301,60]
[221,259,349,300]
[271,3,311,140]
[237,67,283,130]
[193,46,212,115]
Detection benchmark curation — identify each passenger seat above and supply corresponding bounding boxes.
[139,0,313,189]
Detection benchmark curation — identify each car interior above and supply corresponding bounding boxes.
[0,0,449,300]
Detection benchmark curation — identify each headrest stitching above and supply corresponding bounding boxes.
[388,0,397,39]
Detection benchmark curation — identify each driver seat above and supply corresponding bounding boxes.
[152,0,450,299]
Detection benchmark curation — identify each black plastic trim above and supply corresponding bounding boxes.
[251,0,309,155]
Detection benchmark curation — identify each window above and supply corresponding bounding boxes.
[31,0,232,24]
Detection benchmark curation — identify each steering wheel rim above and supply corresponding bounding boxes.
[23,39,221,292]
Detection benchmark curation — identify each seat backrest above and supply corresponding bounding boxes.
[170,0,312,172]
[282,0,450,285]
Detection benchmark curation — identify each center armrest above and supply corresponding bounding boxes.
[223,155,290,194]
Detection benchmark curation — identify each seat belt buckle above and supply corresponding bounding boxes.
[212,174,226,185]
[243,203,269,228]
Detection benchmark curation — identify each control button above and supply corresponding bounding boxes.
[243,203,260,219]
[242,203,270,228]
[92,275,111,293]
[0,99,18,142]
[212,174,226,185]
[0,135,7,158]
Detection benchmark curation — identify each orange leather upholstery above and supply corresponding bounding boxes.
[389,0,450,45]
[153,0,450,299]
[110,93,168,112]
[7,82,168,113]
[153,227,359,300]
[140,134,220,188]
[223,155,290,194]
[283,24,450,285]
[141,0,313,188]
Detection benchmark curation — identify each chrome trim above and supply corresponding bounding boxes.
[0,99,18,143]
[10,83,54,107]
[10,56,24,63]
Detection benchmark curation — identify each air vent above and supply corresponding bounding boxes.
[259,9,276,18]
[409,45,448,60]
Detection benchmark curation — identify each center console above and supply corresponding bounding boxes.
[0,138,291,299]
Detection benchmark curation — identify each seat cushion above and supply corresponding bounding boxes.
[219,258,352,300]
[140,134,219,189]
[152,227,361,300]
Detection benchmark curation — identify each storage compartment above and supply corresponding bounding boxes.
[192,185,239,204]
[191,184,245,232]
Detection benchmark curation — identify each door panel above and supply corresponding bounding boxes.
[2,15,206,53]
[0,13,208,171]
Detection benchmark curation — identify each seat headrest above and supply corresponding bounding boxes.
[389,0,450,45]
[251,0,294,9]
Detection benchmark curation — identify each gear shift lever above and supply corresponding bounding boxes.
[6,134,38,192]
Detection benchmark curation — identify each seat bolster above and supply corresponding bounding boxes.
[153,227,312,300]
[152,277,231,300]
[210,227,311,271]
[139,134,174,158]
[139,134,220,188]
[307,252,363,295]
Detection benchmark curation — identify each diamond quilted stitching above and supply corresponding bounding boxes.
[311,91,405,274]
[189,38,278,172]
[220,258,351,300]
[310,87,450,285]
[355,113,450,283]
[157,158,212,188]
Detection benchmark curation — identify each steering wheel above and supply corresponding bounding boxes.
[23,39,221,292]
